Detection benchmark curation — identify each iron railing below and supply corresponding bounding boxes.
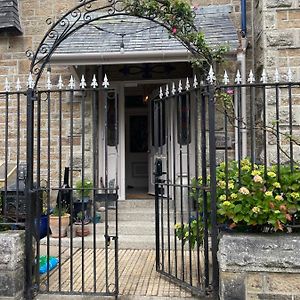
[153,72,300,298]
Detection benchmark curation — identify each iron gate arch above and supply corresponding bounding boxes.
[19,1,218,299]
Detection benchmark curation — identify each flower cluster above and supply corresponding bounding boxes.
[216,159,300,231]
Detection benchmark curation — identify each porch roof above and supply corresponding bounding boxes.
[51,5,239,65]
[0,0,22,34]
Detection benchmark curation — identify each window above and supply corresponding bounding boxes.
[177,94,191,145]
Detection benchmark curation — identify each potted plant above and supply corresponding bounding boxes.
[49,205,70,238]
[73,179,93,222]
[74,211,90,237]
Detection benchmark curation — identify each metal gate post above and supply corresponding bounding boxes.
[208,84,219,299]
[25,88,35,299]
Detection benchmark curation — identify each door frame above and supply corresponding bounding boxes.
[110,79,174,200]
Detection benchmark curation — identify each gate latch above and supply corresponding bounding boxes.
[154,158,164,177]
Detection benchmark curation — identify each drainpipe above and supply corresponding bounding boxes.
[235,0,248,159]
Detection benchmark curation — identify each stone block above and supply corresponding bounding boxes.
[219,272,246,300]
[246,273,263,293]
[265,273,300,293]
[267,32,294,47]
[218,233,300,273]
[0,268,24,298]
[248,294,293,300]
[0,231,25,271]
[266,0,293,8]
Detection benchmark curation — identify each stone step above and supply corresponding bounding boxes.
[103,208,194,223]
[40,234,178,250]
[86,221,176,236]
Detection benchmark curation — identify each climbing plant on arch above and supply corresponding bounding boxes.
[26,0,228,88]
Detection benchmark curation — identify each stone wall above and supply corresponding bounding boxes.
[219,233,300,300]
[0,230,25,300]
[253,0,300,164]
[254,0,300,77]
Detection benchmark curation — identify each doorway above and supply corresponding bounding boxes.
[124,84,160,199]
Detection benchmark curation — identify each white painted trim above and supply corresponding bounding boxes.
[119,84,126,201]
[50,50,192,65]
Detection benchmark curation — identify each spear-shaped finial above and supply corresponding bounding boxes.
[207,65,215,84]
[178,80,183,93]
[274,68,280,83]
[80,75,87,89]
[68,75,75,89]
[223,70,229,85]
[4,78,10,92]
[102,74,109,89]
[91,74,98,88]
[235,70,242,84]
[193,75,198,88]
[16,78,21,91]
[57,75,64,89]
[165,84,169,97]
[171,82,176,95]
[247,70,255,84]
[260,69,267,83]
[27,73,34,89]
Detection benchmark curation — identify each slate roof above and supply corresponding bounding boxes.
[0,0,22,34]
[56,5,238,55]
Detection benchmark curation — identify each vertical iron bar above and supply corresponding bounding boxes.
[237,86,242,184]
[4,91,8,221]
[58,90,62,292]
[288,84,293,171]
[165,95,171,274]
[178,93,185,282]
[81,89,85,293]
[16,92,20,222]
[154,100,160,271]
[25,88,35,300]
[35,92,42,291]
[250,85,255,165]
[262,87,267,179]
[201,90,209,289]
[104,89,109,293]
[46,90,51,291]
[92,88,97,293]
[172,94,178,278]
[208,85,219,299]
[159,98,164,272]
[69,89,74,292]
[194,88,201,287]
[275,84,280,181]
[114,91,119,296]
[185,91,193,286]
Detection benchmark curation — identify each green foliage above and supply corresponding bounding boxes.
[215,160,300,231]
[75,179,93,198]
[52,206,68,217]
[175,159,300,248]
[175,218,204,248]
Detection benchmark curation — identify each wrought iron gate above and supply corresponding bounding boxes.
[0,77,119,298]
[152,82,219,298]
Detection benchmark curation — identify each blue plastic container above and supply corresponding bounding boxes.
[39,215,48,239]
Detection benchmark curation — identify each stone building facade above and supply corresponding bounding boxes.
[0,0,299,200]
